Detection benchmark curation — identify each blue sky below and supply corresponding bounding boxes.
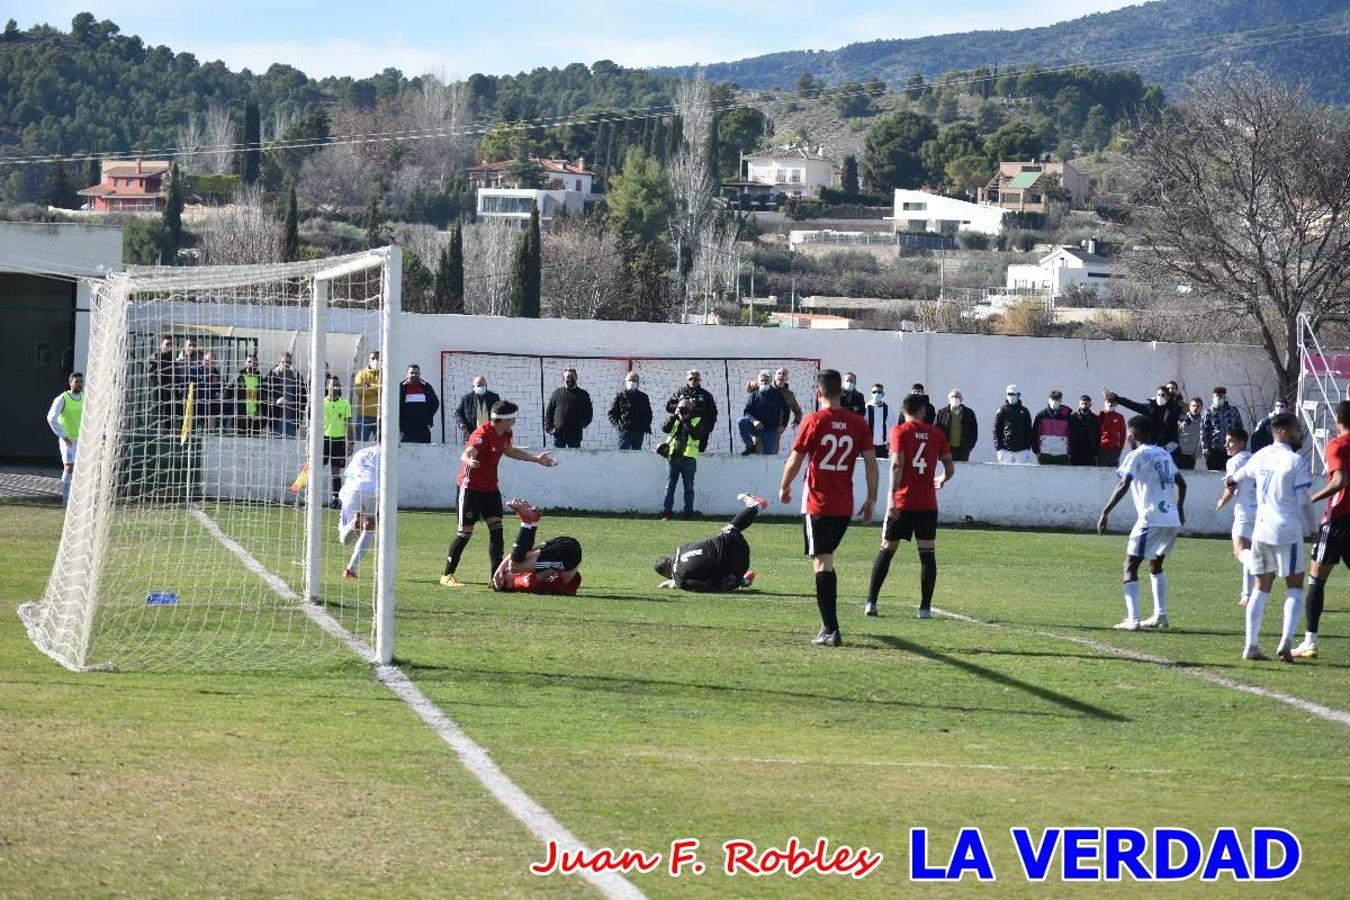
[31,1,1140,79]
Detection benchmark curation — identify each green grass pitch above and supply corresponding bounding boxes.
[2,504,1348,897]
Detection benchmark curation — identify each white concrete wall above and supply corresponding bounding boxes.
[893,190,1006,235]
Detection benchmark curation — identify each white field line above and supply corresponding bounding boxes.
[191,509,647,900]
[930,605,1350,728]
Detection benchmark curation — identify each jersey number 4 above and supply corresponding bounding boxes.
[819,434,855,472]
[910,453,927,474]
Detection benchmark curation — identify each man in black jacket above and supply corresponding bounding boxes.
[1068,394,1101,466]
[545,367,593,448]
[907,383,937,424]
[398,363,440,443]
[935,389,978,461]
[840,371,867,417]
[665,369,718,451]
[1105,384,1183,461]
[608,371,653,449]
[993,384,1034,463]
[264,351,306,437]
[454,375,500,444]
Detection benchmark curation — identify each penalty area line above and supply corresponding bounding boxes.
[930,605,1350,728]
[191,509,647,900]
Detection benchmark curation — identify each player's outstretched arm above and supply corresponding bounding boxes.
[1174,472,1187,526]
[779,451,805,504]
[1098,476,1131,534]
[1309,469,1346,505]
[860,448,879,524]
[505,445,556,466]
[460,446,479,467]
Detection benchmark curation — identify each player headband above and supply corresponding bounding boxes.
[490,412,516,420]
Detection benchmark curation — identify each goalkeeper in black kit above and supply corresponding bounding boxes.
[654,493,768,591]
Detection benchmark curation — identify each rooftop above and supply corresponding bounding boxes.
[468,157,594,176]
[101,161,170,178]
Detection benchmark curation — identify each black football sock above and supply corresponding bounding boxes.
[919,550,937,610]
[867,546,896,603]
[729,506,759,533]
[511,524,538,563]
[1306,575,1326,634]
[488,521,505,578]
[331,473,341,501]
[815,570,839,633]
[444,531,471,576]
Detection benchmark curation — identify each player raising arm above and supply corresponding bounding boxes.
[1098,416,1186,631]
[866,393,955,619]
[441,400,557,587]
[1219,412,1317,662]
[780,369,879,647]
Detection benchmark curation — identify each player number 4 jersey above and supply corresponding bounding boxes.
[792,407,874,517]
[889,420,950,512]
[1117,444,1181,527]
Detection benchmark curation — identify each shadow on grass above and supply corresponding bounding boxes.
[871,634,1128,722]
[404,662,1084,719]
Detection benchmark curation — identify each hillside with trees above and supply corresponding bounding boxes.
[656,0,1350,104]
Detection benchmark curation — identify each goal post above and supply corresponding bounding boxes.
[20,247,401,671]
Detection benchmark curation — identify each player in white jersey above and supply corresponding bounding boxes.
[1097,415,1187,631]
[337,444,381,579]
[1219,426,1257,607]
[1219,412,1316,662]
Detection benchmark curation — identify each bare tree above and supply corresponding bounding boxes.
[298,144,369,213]
[410,71,470,182]
[542,220,627,319]
[1127,71,1350,400]
[669,69,718,321]
[198,186,284,265]
[204,104,238,176]
[463,220,518,316]
[175,116,204,174]
[265,106,300,145]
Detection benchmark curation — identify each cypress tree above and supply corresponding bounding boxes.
[161,162,184,264]
[447,223,464,313]
[241,99,261,185]
[507,231,529,316]
[282,183,299,262]
[841,155,860,196]
[41,160,76,209]
[364,193,382,248]
[523,202,541,318]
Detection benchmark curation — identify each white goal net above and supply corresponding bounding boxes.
[20,249,401,671]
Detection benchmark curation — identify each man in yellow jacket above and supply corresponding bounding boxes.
[352,350,381,441]
[46,372,85,507]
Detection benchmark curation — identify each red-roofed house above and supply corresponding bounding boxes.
[78,160,170,212]
[469,157,598,228]
[467,158,594,194]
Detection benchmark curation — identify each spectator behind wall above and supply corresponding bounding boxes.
[866,384,890,458]
[1098,395,1126,467]
[609,372,653,450]
[994,384,1035,464]
[907,383,937,424]
[935,389,978,462]
[1176,397,1204,470]
[1032,389,1072,465]
[545,367,593,448]
[1068,394,1100,466]
[455,375,501,444]
[398,363,440,443]
[1201,387,1244,471]
[666,369,718,452]
[839,372,867,417]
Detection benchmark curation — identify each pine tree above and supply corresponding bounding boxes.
[282,183,299,262]
[363,193,382,248]
[446,223,464,313]
[161,162,184,264]
[241,99,261,185]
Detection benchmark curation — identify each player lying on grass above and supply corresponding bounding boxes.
[491,498,582,595]
[442,400,557,588]
[1219,411,1316,662]
[654,492,769,592]
[1097,415,1186,631]
[337,444,380,579]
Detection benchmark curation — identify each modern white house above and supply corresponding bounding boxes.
[475,188,588,228]
[740,146,836,198]
[1004,242,1120,299]
[890,189,1007,236]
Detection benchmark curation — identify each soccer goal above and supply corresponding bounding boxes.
[20,248,402,671]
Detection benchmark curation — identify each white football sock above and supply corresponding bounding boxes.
[1245,589,1269,648]
[1305,631,1318,645]
[1241,566,1254,600]
[347,530,373,572]
[1123,580,1140,621]
[1149,572,1167,617]
[61,471,71,505]
[1280,588,1303,649]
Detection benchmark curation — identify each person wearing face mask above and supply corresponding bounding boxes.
[608,372,653,450]
[545,368,593,448]
[1032,389,1072,465]
[1104,384,1183,463]
[994,384,1034,464]
[455,375,500,444]
[1098,396,1127,467]
[839,372,867,418]
[1175,397,1205,470]
[866,384,890,458]
[773,368,803,449]
[46,372,84,507]
[935,389,978,462]
[352,351,382,442]
[1201,386,1243,471]
[1068,394,1100,466]
[1249,399,1288,454]
[739,370,788,455]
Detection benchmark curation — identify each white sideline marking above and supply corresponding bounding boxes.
[192,509,647,900]
[931,605,1350,728]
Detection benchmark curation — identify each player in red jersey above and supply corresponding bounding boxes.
[492,499,583,595]
[1301,399,1350,657]
[779,368,878,647]
[441,400,557,587]
[865,393,956,619]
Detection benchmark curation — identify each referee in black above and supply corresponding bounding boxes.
[655,493,767,591]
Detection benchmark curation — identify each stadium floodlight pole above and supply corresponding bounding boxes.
[304,277,330,606]
[375,246,402,665]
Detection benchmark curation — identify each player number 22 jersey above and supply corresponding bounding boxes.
[792,407,874,517]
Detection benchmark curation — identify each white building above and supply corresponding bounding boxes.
[475,188,587,229]
[890,190,1007,236]
[1005,243,1120,299]
[740,146,836,198]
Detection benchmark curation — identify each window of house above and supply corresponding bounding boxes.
[901,202,927,211]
